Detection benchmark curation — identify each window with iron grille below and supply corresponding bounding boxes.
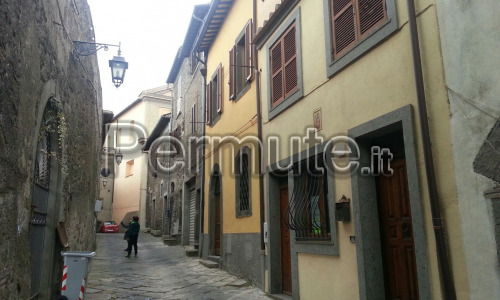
[235,146,252,217]
[266,9,303,120]
[229,20,253,101]
[286,155,330,240]
[206,64,222,126]
[324,0,397,77]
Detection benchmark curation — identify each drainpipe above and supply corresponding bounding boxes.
[406,1,456,299]
[199,58,207,258]
[253,0,265,251]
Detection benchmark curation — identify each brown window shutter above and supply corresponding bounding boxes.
[331,0,357,58]
[229,46,236,100]
[245,19,253,82]
[358,0,386,38]
[270,40,284,105]
[283,24,298,98]
[206,82,212,125]
[217,64,223,113]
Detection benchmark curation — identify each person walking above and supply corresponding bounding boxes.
[125,216,140,258]
[121,218,132,251]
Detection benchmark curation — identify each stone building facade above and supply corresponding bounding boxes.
[0,0,102,298]
[150,4,208,247]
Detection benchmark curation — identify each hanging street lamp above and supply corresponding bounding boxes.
[73,41,128,87]
[115,150,123,165]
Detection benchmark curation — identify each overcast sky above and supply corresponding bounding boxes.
[87,0,209,115]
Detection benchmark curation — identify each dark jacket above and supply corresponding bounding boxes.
[128,221,140,236]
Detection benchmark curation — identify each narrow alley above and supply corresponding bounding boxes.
[86,233,272,300]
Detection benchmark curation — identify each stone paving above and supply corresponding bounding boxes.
[86,233,272,300]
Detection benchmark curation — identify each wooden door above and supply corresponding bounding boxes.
[214,194,221,256]
[378,159,419,300]
[279,186,292,295]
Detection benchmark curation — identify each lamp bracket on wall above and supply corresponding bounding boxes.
[73,41,121,57]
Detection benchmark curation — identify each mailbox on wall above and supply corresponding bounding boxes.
[335,195,351,222]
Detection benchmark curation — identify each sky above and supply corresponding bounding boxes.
[87,0,210,115]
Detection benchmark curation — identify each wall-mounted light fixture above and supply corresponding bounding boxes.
[114,118,123,165]
[115,151,123,165]
[73,41,129,87]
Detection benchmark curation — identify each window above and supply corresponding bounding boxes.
[324,0,397,76]
[286,155,330,240]
[206,64,222,126]
[229,20,253,101]
[270,22,297,107]
[235,146,252,217]
[266,9,303,120]
[125,159,134,177]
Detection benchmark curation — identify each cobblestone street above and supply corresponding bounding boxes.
[86,233,272,300]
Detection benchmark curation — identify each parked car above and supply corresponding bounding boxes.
[100,221,119,233]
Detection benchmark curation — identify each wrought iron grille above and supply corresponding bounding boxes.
[239,153,250,211]
[285,156,330,240]
[34,131,51,189]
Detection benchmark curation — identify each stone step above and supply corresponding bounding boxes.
[207,255,220,263]
[185,246,198,257]
[199,259,219,269]
[227,279,248,287]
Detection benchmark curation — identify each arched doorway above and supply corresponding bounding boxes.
[30,97,64,299]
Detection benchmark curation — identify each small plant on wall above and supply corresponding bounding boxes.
[38,97,68,175]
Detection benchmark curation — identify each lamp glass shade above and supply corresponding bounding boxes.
[115,151,123,165]
[109,56,128,87]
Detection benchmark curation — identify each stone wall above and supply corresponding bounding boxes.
[0,0,102,298]
[435,0,500,298]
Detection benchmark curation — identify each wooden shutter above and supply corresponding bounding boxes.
[331,0,387,58]
[331,0,357,58]
[270,40,284,105]
[206,82,212,125]
[229,46,236,100]
[245,19,253,82]
[358,0,386,38]
[217,64,223,113]
[283,24,298,98]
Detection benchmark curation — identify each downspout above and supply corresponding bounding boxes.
[199,63,207,257]
[253,0,265,251]
[406,1,456,299]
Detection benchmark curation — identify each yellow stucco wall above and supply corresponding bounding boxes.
[113,103,146,224]
[257,0,468,298]
[203,0,261,234]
